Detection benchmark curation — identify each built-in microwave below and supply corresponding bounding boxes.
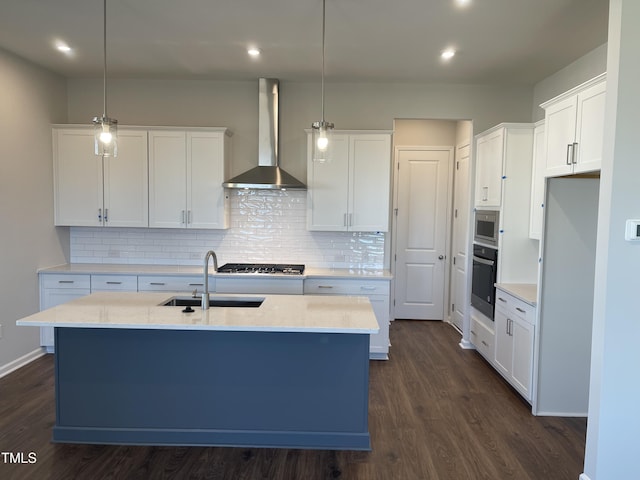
[474,210,500,248]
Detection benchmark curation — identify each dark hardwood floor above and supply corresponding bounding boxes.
[0,321,586,480]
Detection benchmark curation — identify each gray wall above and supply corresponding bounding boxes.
[67,79,533,183]
[0,48,68,372]
[393,119,457,146]
[585,0,640,477]
[532,43,607,121]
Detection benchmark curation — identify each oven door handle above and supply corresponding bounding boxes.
[473,255,495,266]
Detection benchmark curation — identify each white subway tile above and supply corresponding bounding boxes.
[70,190,385,268]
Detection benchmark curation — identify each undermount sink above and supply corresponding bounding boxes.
[162,296,264,308]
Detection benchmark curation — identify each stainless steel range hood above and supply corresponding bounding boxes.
[223,78,306,190]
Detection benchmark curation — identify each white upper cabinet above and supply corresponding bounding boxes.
[53,126,148,227]
[542,74,606,177]
[307,134,349,231]
[474,128,504,208]
[529,121,546,240]
[307,131,391,232]
[149,129,230,229]
[104,131,149,227]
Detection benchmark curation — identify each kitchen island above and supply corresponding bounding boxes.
[16,292,378,450]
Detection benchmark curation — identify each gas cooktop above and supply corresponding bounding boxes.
[217,263,305,275]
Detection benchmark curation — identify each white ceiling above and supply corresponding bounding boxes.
[0,0,609,85]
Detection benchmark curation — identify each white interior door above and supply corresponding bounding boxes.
[393,147,452,320]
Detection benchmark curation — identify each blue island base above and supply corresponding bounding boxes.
[53,327,371,450]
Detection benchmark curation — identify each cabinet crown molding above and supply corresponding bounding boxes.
[539,72,606,109]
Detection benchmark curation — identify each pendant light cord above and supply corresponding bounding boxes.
[102,0,108,117]
[321,0,326,123]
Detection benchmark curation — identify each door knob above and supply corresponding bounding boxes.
[438,255,444,260]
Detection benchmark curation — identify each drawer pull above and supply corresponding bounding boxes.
[58,280,74,284]
[360,286,376,291]
[470,330,477,336]
[188,283,204,287]
[150,282,166,286]
[497,297,507,303]
[481,340,489,347]
[516,307,526,313]
[318,285,334,289]
[106,281,122,285]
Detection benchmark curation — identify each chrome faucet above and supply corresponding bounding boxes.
[202,250,218,310]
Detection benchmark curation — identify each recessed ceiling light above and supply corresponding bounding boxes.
[55,41,73,54]
[247,47,261,57]
[441,48,456,60]
[455,0,472,7]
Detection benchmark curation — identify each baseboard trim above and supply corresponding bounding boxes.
[579,473,592,480]
[459,339,475,350]
[534,410,588,418]
[0,348,46,379]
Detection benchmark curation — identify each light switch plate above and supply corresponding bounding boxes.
[624,219,640,241]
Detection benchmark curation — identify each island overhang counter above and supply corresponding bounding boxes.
[17,292,379,450]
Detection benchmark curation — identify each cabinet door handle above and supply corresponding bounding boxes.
[98,208,102,222]
[516,307,526,313]
[572,142,578,164]
[473,256,495,266]
[482,186,488,202]
[566,144,573,165]
[150,282,166,286]
[58,280,74,284]
[106,281,122,285]
[349,213,353,226]
[104,208,108,222]
[343,213,347,227]
[188,210,192,224]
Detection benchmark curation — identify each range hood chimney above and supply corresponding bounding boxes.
[223,78,306,190]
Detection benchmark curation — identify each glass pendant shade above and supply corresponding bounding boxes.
[311,0,333,163]
[312,120,334,163]
[93,0,118,157]
[93,116,118,157]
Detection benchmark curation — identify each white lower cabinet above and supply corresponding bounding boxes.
[216,277,303,295]
[304,278,391,360]
[39,274,91,352]
[40,270,389,359]
[137,275,210,294]
[493,289,535,401]
[90,274,138,292]
[469,314,494,362]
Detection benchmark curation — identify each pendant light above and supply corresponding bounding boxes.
[311,0,334,163]
[92,0,118,157]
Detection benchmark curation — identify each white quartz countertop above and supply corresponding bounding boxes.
[16,291,380,334]
[495,283,538,306]
[38,263,393,280]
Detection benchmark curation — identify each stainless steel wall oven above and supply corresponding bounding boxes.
[471,244,498,320]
